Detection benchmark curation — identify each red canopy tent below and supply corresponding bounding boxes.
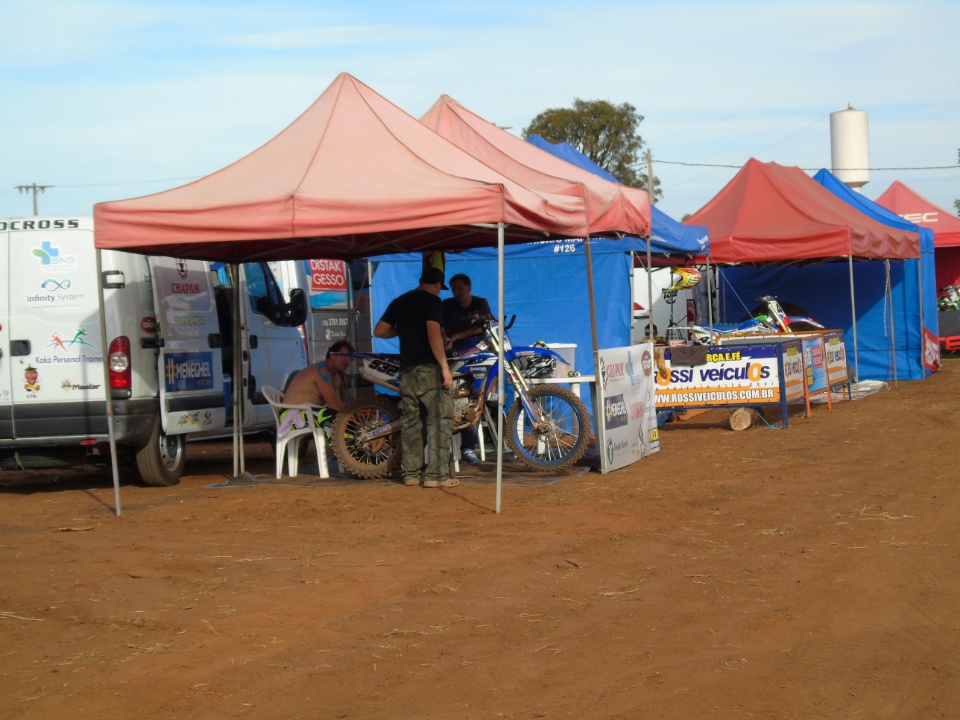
[93,73,594,262]
[876,180,960,288]
[687,159,920,263]
[419,94,650,238]
[685,159,922,382]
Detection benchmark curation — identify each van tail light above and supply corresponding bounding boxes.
[108,336,132,390]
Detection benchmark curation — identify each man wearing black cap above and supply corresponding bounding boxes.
[374,267,457,488]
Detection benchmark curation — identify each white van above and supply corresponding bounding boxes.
[0,216,309,485]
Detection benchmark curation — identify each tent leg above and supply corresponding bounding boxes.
[886,260,897,387]
[96,249,122,517]
[231,263,245,477]
[495,223,505,515]
[848,256,859,383]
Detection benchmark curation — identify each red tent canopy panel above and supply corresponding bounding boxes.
[686,159,919,264]
[93,74,592,262]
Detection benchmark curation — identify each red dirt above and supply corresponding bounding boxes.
[1,361,958,719]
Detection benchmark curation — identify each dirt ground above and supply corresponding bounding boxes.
[1,360,958,720]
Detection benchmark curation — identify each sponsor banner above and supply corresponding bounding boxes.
[163,351,215,393]
[801,336,828,394]
[779,341,807,402]
[823,331,849,388]
[655,344,785,407]
[923,328,941,372]
[307,259,349,308]
[595,343,659,473]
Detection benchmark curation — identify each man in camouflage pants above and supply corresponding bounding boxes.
[374,267,456,488]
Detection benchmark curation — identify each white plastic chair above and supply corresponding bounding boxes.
[261,385,329,479]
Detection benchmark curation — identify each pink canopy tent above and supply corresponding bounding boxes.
[91,73,616,514]
[93,73,594,262]
[419,94,651,238]
[418,93,652,356]
[687,159,920,264]
[876,181,960,288]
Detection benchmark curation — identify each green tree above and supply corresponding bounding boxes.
[523,99,661,200]
[954,198,959,217]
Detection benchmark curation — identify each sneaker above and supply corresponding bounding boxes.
[423,477,460,488]
[461,448,480,464]
[403,476,420,487]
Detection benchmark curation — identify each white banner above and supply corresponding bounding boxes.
[595,343,659,474]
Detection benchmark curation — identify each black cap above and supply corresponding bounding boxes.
[419,267,448,289]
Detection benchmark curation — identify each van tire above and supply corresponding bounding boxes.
[136,416,186,486]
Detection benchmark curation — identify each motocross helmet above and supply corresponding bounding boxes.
[666,267,702,292]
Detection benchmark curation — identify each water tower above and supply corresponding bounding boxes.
[830,105,870,193]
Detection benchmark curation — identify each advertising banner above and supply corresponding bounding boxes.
[306,259,349,308]
[822,331,850,390]
[654,340,801,427]
[595,343,659,474]
[150,257,225,434]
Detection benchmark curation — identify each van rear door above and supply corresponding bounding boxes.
[1,218,107,441]
[149,257,226,434]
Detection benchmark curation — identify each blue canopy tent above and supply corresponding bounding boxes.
[526,135,709,255]
[722,169,936,381]
[370,238,641,421]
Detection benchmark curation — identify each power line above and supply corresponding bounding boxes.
[651,160,958,171]
[40,176,201,189]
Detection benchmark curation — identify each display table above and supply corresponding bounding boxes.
[529,374,596,399]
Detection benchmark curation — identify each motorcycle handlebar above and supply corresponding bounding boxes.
[476,312,516,331]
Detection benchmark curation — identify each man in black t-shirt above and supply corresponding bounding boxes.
[441,273,491,464]
[374,267,456,488]
[442,273,492,350]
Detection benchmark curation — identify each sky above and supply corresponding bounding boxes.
[1,0,958,226]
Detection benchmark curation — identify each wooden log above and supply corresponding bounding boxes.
[729,407,754,431]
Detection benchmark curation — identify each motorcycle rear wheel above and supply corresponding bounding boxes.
[505,386,591,471]
[331,395,401,478]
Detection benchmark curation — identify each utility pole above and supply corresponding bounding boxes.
[16,183,51,216]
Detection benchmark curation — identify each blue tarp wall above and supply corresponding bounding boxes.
[722,169,936,381]
[370,238,637,418]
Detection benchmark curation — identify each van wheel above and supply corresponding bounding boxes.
[136,417,186,486]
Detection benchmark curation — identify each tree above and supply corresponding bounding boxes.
[523,99,661,200]
[954,198,959,217]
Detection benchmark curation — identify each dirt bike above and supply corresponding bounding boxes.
[679,295,824,345]
[330,315,591,478]
[937,285,960,311]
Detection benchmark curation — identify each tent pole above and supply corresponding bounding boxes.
[886,260,897,387]
[96,249,122,517]
[496,223,505,515]
[917,253,925,376]
[848,256,860,382]
[706,256,714,329]
[585,236,600,355]
[231,263,244,476]
[646,150,655,342]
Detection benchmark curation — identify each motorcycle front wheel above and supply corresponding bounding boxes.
[331,395,401,478]
[505,386,591,471]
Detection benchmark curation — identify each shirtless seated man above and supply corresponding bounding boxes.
[279,339,354,434]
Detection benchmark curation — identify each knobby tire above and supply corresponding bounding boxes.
[331,396,401,478]
[505,385,590,471]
